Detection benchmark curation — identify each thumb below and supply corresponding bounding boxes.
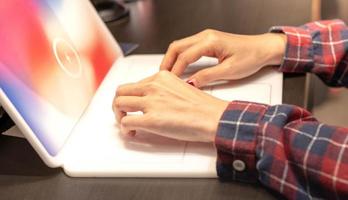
[188,63,230,88]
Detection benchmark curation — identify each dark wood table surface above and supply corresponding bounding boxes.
[0,0,311,199]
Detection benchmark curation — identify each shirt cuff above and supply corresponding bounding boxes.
[269,26,313,73]
[215,101,268,183]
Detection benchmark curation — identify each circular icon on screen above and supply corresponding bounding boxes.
[53,38,82,78]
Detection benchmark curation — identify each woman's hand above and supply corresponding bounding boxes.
[112,71,228,142]
[160,29,287,87]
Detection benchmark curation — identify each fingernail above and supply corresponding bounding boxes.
[129,131,136,137]
[186,79,197,87]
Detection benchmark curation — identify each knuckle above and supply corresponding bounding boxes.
[204,30,219,43]
[203,29,214,34]
[168,40,179,51]
[207,34,218,44]
[115,88,122,97]
[157,70,170,78]
[153,71,171,82]
[114,97,123,108]
[177,54,189,64]
[145,82,159,93]
[120,117,128,126]
[120,119,132,131]
[114,97,122,108]
[203,29,216,36]
[115,83,129,96]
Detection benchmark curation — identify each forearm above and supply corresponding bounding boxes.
[215,101,348,199]
[270,19,348,87]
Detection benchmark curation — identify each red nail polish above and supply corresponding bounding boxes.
[186,79,196,87]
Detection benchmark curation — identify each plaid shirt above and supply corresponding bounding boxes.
[215,20,348,200]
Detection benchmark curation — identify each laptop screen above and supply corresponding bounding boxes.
[0,0,122,156]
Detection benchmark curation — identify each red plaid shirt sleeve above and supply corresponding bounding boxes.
[215,20,348,200]
[271,19,348,87]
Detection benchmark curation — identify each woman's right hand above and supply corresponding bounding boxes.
[160,29,287,88]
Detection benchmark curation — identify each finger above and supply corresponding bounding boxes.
[116,83,145,97]
[171,42,211,76]
[115,110,126,124]
[120,124,136,137]
[114,96,145,112]
[120,115,146,135]
[188,62,231,88]
[113,96,145,123]
[112,96,126,123]
[160,34,202,71]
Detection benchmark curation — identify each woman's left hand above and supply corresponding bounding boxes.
[112,71,228,142]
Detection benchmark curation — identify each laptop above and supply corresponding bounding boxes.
[0,0,282,177]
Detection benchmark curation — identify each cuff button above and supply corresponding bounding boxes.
[232,160,246,172]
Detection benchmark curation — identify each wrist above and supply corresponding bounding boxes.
[205,99,229,142]
[263,33,287,66]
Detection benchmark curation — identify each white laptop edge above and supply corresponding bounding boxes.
[0,89,62,167]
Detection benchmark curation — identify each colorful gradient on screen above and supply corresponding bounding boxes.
[0,0,120,156]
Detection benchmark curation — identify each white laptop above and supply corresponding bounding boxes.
[0,0,282,177]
